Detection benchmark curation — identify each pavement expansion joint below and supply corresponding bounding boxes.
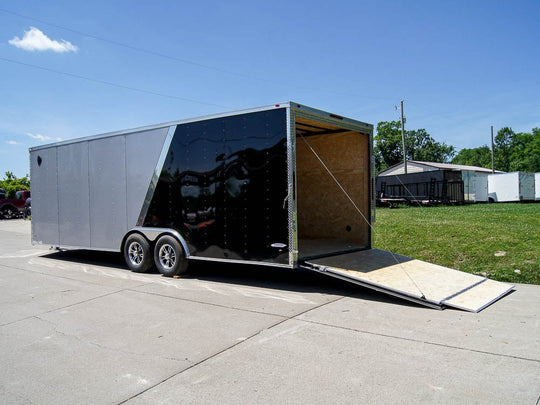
[297,318,540,364]
[117,297,348,403]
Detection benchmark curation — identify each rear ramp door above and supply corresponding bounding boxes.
[302,249,514,312]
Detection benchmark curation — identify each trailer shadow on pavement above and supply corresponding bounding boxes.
[38,249,425,309]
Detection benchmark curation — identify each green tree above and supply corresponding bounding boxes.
[374,121,403,172]
[454,127,540,172]
[452,146,493,169]
[509,128,540,172]
[494,127,515,172]
[0,172,31,199]
[374,121,455,172]
[4,171,15,181]
[407,128,455,163]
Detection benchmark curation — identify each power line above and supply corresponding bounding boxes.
[0,7,263,82]
[0,7,394,102]
[0,56,230,108]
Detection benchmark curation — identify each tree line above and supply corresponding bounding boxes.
[375,121,540,174]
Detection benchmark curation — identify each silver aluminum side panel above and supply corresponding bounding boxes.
[31,127,168,251]
[30,147,59,245]
[89,136,127,250]
[58,142,90,247]
[85,127,168,251]
[136,126,175,226]
[126,127,170,228]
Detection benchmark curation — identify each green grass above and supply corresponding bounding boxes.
[372,203,540,285]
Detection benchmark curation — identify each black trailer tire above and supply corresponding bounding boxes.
[124,234,153,273]
[154,235,188,277]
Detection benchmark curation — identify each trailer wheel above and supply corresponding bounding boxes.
[124,234,153,273]
[154,235,188,277]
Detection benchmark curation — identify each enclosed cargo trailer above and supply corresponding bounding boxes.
[488,172,535,202]
[30,102,513,311]
[462,171,489,203]
[535,173,540,201]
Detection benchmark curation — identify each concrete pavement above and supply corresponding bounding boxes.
[0,219,538,404]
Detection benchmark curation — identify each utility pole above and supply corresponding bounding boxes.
[400,100,407,174]
[491,126,495,173]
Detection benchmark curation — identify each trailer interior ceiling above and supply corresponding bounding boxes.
[295,116,371,259]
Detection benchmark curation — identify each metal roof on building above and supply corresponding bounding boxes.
[378,160,503,176]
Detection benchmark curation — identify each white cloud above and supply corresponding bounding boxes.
[6,140,19,145]
[9,27,78,53]
[26,133,62,142]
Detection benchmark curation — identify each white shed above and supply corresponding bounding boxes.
[378,161,499,203]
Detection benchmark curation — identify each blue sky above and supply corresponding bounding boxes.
[1,0,539,178]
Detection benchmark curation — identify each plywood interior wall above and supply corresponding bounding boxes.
[296,118,370,252]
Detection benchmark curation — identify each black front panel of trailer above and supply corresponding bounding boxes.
[144,108,289,264]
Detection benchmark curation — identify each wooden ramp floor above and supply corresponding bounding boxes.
[303,249,514,312]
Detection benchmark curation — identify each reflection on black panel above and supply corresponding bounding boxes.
[144,109,289,263]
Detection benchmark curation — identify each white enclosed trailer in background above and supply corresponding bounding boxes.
[462,170,489,203]
[536,173,540,201]
[488,172,535,203]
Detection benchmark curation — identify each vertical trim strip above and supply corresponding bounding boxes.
[370,129,375,248]
[87,141,92,247]
[136,125,176,226]
[123,135,129,236]
[286,108,297,266]
[55,147,60,246]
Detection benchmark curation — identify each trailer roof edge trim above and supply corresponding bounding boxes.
[289,102,373,132]
[29,102,373,151]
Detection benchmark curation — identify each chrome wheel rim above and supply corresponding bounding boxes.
[128,242,144,265]
[158,244,176,269]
